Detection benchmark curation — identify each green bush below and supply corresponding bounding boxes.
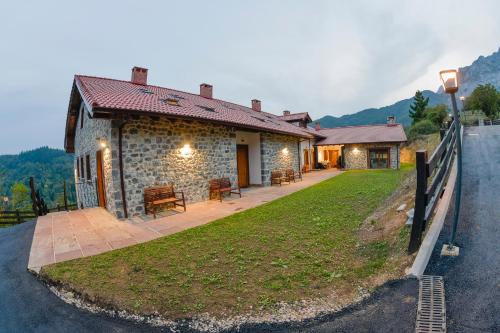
[425,104,448,126]
[408,119,439,140]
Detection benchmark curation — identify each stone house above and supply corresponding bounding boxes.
[64,67,405,219]
[311,119,407,170]
[64,67,310,218]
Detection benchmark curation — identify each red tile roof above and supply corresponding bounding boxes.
[315,124,407,145]
[74,75,313,138]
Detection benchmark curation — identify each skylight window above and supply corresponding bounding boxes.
[196,105,216,112]
[161,98,179,106]
[251,116,266,123]
[168,94,185,100]
[139,88,154,94]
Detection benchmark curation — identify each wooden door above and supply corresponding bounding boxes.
[331,150,339,167]
[96,150,107,208]
[236,145,249,188]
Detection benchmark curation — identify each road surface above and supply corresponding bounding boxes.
[425,125,500,332]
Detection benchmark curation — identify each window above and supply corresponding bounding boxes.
[76,158,80,178]
[80,156,84,179]
[85,155,91,180]
[80,106,84,129]
[369,148,390,169]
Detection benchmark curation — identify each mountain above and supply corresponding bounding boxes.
[0,147,75,208]
[316,47,500,128]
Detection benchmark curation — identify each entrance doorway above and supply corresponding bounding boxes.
[236,144,249,188]
[96,150,107,208]
[368,148,390,169]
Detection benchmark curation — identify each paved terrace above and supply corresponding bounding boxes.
[28,169,342,272]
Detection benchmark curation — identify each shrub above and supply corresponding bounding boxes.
[425,104,448,127]
[408,119,439,140]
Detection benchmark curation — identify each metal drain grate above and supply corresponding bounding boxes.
[416,275,446,333]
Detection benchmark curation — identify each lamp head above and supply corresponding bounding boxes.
[439,69,459,94]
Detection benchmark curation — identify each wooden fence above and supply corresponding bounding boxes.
[408,119,458,253]
[0,177,78,226]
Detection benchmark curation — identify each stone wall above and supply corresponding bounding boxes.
[120,116,237,217]
[73,103,116,214]
[260,133,300,185]
[344,143,400,169]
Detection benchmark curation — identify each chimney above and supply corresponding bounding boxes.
[315,122,321,131]
[283,110,291,116]
[251,99,261,112]
[200,83,213,99]
[387,115,396,126]
[131,66,148,85]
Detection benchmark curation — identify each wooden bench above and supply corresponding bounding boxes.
[144,185,186,218]
[209,177,241,202]
[271,170,290,186]
[286,168,302,182]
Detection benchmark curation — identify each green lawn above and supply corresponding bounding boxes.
[42,167,412,319]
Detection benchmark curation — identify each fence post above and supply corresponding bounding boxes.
[16,209,21,223]
[29,177,39,217]
[63,180,68,211]
[408,150,428,253]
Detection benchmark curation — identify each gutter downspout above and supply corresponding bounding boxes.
[118,119,129,219]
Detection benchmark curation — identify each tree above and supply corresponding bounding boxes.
[425,104,448,127]
[465,84,500,119]
[409,90,429,124]
[10,182,30,210]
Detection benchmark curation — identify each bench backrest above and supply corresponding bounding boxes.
[271,170,282,179]
[144,185,175,202]
[209,177,232,190]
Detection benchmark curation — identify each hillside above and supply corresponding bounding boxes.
[0,147,75,207]
[317,90,447,128]
[316,47,500,128]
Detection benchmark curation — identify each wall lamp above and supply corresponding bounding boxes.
[97,137,107,148]
[282,147,289,155]
[180,144,192,156]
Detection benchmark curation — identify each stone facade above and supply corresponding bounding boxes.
[73,103,117,214]
[260,133,300,185]
[120,116,237,217]
[344,143,400,170]
[73,110,304,218]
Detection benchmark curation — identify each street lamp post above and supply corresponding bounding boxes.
[460,95,466,121]
[439,69,462,256]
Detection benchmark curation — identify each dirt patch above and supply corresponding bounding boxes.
[358,170,416,243]
[401,133,440,164]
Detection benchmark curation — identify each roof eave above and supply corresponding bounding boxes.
[92,107,314,139]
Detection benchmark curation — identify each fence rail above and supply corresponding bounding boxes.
[408,119,458,253]
[0,210,37,224]
[1,177,79,227]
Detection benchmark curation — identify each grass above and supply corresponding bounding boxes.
[41,167,413,319]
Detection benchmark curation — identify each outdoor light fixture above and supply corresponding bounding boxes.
[180,144,192,156]
[97,137,107,148]
[352,147,360,154]
[439,69,459,94]
[282,147,289,155]
[439,68,463,256]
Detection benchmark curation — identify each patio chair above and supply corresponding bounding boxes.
[209,177,241,202]
[285,168,302,182]
[271,170,289,186]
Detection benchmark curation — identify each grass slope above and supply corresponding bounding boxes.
[42,168,412,319]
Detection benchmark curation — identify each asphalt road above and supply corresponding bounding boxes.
[425,125,500,332]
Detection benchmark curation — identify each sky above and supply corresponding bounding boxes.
[0,0,499,154]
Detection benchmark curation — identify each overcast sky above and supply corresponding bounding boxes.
[0,0,499,154]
